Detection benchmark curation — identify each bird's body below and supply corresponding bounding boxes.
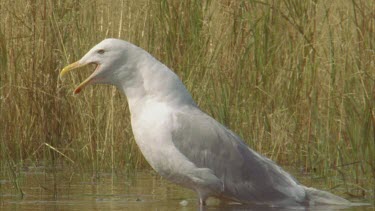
[60,38,351,207]
[133,104,307,205]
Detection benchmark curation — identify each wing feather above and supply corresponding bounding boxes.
[171,106,306,204]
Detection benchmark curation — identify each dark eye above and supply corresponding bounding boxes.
[97,49,105,54]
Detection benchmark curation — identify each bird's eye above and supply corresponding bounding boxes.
[97,49,105,54]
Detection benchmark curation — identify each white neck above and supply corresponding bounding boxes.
[114,50,196,113]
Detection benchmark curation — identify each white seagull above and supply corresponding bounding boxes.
[60,38,350,207]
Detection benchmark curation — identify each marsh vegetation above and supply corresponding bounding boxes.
[0,0,373,203]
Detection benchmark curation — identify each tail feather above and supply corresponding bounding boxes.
[304,186,350,205]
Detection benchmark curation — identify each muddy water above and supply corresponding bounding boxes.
[0,169,372,211]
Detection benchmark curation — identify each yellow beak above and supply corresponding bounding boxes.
[60,61,93,94]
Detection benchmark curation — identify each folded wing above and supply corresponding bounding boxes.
[171,107,306,205]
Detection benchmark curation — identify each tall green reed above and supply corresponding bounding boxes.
[0,0,373,200]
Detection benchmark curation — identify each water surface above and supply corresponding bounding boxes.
[0,168,372,210]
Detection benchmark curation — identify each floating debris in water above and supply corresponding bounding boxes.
[179,200,188,206]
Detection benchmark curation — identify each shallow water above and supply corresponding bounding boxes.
[0,168,372,211]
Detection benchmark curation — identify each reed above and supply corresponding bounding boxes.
[0,0,373,201]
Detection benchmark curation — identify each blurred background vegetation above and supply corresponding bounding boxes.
[0,0,374,201]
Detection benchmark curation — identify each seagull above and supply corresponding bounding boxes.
[60,38,350,207]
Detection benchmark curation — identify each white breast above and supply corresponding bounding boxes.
[130,98,197,183]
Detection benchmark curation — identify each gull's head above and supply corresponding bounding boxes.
[60,38,135,94]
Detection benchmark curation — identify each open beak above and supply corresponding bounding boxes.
[60,61,98,94]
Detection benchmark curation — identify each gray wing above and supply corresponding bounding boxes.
[171,106,306,204]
